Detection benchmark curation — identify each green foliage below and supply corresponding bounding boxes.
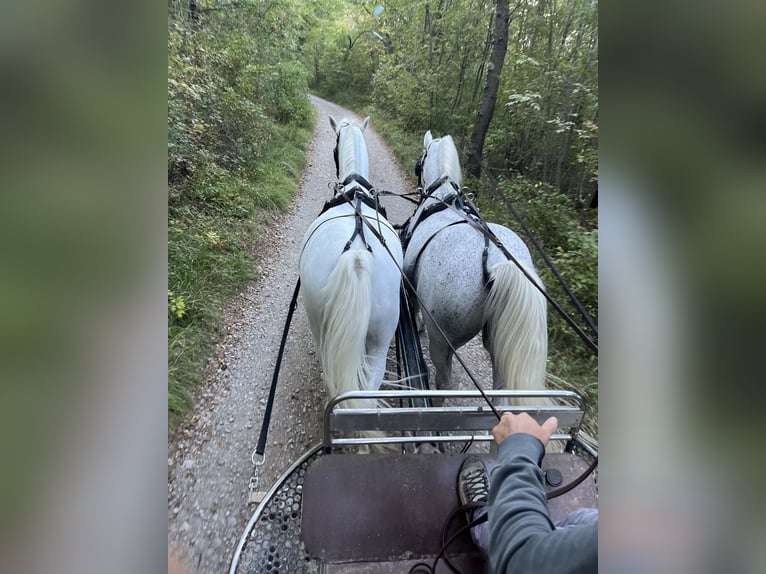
[168,290,186,320]
[370,61,433,132]
[306,0,598,200]
[304,0,387,102]
[544,225,599,434]
[496,178,584,247]
[167,0,315,432]
[543,227,598,355]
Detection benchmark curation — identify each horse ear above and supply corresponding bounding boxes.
[424,131,433,148]
[361,116,370,132]
[329,115,338,132]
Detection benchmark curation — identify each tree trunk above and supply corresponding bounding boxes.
[188,0,200,30]
[451,50,469,113]
[467,0,511,178]
[471,13,494,104]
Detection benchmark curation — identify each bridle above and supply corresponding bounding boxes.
[414,138,462,203]
[403,139,475,254]
[414,139,439,189]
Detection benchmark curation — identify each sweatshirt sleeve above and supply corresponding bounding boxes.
[488,433,597,574]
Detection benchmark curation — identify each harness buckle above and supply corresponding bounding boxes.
[248,452,267,503]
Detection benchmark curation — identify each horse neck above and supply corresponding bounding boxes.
[421,174,457,210]
[338,128,369,184]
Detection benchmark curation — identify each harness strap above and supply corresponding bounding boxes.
[255,278,301,456]
[303,184,395,263]
[402,190,477,250]
[374,188,421,206]
[320,185,386,219]
[341,172,374,191]
[423,174,460,198]
[418,194,456,220]
[481,231,491,286]
[445,202,599,356]
[405,188,489,281]
[343,195,372,252]
[319,173,388,218]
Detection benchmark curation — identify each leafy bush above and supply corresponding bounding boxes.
[480,176,589,250]
[370,62,432,133]
[168,290,186,320]
[167,6,314,432]
[542,228,598,356]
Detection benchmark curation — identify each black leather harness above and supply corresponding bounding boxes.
[317,173,388,253]
[404,177,493,288]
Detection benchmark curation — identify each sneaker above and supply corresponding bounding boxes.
[458,455,489,506]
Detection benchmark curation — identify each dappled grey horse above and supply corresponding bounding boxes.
[403,132,549,406]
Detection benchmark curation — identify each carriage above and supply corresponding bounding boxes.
[229,117,598,573]
[229,390,597,573]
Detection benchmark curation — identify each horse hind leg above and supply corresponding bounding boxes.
[427,331,454,407]
[352,308,401,453]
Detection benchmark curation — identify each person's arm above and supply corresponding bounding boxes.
[488,414,597,574]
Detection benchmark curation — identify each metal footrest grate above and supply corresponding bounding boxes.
[230,446,323,574]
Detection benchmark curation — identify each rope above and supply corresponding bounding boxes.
[408,501,487,574]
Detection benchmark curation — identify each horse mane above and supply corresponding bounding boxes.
[337,118,369,179]
[437,135,463,187]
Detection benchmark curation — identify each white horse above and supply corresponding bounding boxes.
[403,132,549,406]
[299,116,403,412]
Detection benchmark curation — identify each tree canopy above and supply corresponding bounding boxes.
[304,0,598,205]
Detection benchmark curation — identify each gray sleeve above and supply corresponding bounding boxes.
[488,433,597,574]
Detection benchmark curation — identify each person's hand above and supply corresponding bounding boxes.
[492,412,558,447]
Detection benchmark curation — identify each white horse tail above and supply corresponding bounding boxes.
[319,250,375,411]
[484,261,550,407]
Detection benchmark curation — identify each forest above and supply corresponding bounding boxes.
[168,0,598,432]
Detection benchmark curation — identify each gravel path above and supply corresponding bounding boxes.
[167,96,493,573]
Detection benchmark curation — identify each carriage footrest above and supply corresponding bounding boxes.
[301,452,596,567]
[302,453,484,566]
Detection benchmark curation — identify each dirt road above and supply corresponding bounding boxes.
[167,96,493,573]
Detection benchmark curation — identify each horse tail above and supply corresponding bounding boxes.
[483,261,550,407]
[319,249,375,411]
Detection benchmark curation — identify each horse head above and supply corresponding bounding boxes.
[415,131,463,200]
[329,116,371,184]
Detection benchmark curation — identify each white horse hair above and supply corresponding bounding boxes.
[404,132,549,407]
[299,116,403,414]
